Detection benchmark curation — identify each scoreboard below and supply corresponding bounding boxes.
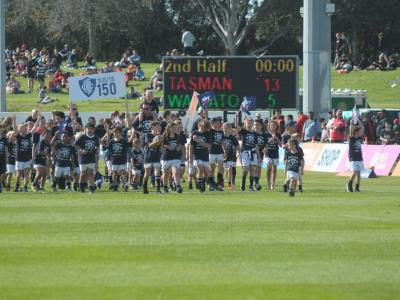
[162,56,299,110]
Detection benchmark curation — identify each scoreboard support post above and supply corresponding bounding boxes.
[303,0,333,118]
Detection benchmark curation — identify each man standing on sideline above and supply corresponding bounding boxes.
[296,111,308,138]
[302,112,321,142]
[182,29,196,56]
[328,110,346,143]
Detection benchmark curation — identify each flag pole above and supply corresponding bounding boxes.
[125,93,129,115]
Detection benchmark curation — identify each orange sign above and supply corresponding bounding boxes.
[301,143,325,171]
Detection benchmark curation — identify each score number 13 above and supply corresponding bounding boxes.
[263,78,280,92]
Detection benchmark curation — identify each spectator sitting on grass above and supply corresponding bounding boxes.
[48,70,63,93]
[38,86,55,104]
[127,86,141,99]
[336,54,353,73]
[59,44,71,61]
[135,66,145,81]
[67,49,78,68]
[6,75,22,95]
[151,71,163,91]
[115,52,130,68]
[53,48,62,66]
[102,62,114,73]
[386,55,398,71]
[84,52,96,69]
[128,49,141,66]
[47,58,60,75]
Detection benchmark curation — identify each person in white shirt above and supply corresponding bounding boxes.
[181,29,196,56]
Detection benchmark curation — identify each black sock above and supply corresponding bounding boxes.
[89,185,95,192]
[66,181,71,189]
[55,177,61,188]
[30,171,36,183]
[155,176,161,191]
[249,177,254,188]
[299,184,302,190]
[143,179,148,190]
[241,175,246,188]
[208,177,214,188]
[232,167,236,180]
[217,173,223,186]
[255,176,259,185]
[79,182,85,192]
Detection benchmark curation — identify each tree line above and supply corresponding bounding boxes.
[5,0,400,61]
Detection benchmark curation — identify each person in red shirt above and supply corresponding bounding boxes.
[328,110,346,143]
[296,111,309,137]
[362,112,377,144]
[274,109,285,134]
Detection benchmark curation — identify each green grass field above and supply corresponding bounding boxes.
[1,171,399,299]
[6,63,400,112]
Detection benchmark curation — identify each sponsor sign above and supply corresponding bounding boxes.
[312,144,347,172]
[336,145,400,176]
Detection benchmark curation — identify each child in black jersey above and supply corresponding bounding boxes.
[208,117,225,191]
[74,123,100,194]
[104,126,129,192]
[0,129,8,193]
[285,139,304,197]
[12,114,40,192]
[189,119,211,193]
[263,121,282,191]
[5,131,16,191]
[130,138,144,189]
[161,122,184,193]
[254,120,266,191]
[347,121,364,192]
[51,133,75,192]
[32,129,51,192]
[222,122,240,189]
[143,121,163,194]
[235,112,260,192]
[175,120,187,183]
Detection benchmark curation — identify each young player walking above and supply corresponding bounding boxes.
[347,121,364,192]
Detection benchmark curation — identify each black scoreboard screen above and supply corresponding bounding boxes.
[162,56,299,110]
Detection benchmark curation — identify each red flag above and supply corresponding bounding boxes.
[188,91,199,118]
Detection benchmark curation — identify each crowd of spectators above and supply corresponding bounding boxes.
[334,32,398,73]
[256,108,400,145]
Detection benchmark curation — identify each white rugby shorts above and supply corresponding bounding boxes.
[16,160,32,171]
[350,161,364,172]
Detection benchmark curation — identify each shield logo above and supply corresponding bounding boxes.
[79,77,96,98]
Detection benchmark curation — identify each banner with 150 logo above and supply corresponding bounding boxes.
[69,72,126,101]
